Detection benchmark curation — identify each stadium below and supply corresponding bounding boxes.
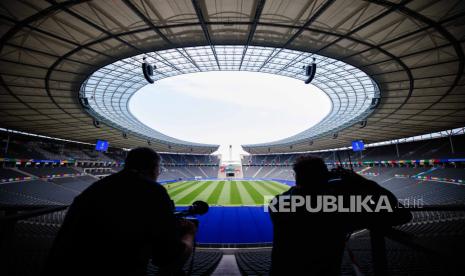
[0,0,464,275]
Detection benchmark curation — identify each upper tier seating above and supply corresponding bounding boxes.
[354,166,465,205]
[242,165,465,205]
[161,154,220,166]
[159,166,219,181]
[50,176,95,193]
[423,167,465,179]
[379,177,465,205]
[242,134,465,166]
[242,165,294,180]
[20,166,79,177]
[0,180,78,205]
[0,167,28,181]
[4,142,45,160]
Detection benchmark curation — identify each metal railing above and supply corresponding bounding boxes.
[369,205,465,276]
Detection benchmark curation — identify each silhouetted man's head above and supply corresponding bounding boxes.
[293,155,329,188]
[124,147,161,181]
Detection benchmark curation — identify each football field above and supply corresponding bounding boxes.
[164,180,290,206]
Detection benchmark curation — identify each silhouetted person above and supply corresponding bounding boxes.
[43,147,196,276]
[269,156,411,275]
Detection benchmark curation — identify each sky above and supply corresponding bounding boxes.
[129,71,331,162]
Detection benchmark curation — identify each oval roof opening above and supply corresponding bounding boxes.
[129,71,331,158]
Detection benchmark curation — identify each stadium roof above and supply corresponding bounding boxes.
[0,0,464,154]
[81,45,379,152]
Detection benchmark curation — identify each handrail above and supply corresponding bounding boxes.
[369,204,465,275]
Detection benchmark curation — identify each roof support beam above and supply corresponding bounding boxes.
[367,0,464,117]
[2,0,463,153]
[283,0,413,79]
[275,0,412,73]
[121,0,201,72]
[0,1,90,125]
[239,0,266,70]
[1,16,171,132]
[191,0,220,69]
[281,10,465,74]
[0,58,87,76]
[313,0,413,55]
[4,42,97,68]
[0,14,122,60]
[258,0,335,70]
[43,0,150,122]
[46,0,144,55]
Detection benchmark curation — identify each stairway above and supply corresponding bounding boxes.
[211,254,241,276]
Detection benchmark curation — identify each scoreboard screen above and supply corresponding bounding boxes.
[95,140,109,152]
[351,140,365,152]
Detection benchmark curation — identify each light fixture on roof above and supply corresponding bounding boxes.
[332,133,338,139]
[92,119,100,128]
[142,57,156,84]
[370,98,381,109]
[80,97,90,109]
[303,57,316,84]
[122,132,128,139]
[147,140,152,146]
[359,120,367,128]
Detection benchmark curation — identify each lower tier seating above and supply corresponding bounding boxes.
[235,214,465,275]
[1,214,222,276]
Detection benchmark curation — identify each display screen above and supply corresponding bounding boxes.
[351,140,365,152]
[95,140,109,151]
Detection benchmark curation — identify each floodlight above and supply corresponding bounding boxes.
[142,57,156,84]
[303,57,316,84]
[93,119,100,128]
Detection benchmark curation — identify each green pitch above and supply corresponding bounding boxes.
[164,180,290,206]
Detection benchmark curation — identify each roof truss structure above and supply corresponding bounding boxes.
[81,45,379,152]
[0,0,463,154]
